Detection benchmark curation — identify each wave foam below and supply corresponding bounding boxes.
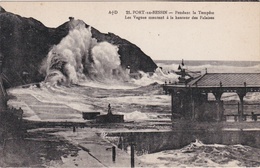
[42,20,128,86]
[131,68,179,86]
[139,139,260,167]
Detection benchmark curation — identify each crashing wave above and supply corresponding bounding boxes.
[42,20,129,86]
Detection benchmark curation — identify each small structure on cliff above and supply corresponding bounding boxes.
[69,17,74,21]
[163,60,260,122]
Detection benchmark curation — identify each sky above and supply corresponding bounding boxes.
[1,2,260,61]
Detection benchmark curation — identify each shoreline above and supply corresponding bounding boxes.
[3,83,260,167]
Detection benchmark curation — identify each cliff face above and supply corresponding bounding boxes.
[0,7,69,87]
[0,7,157,87]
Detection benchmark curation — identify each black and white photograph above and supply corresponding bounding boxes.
[0,2,260,167]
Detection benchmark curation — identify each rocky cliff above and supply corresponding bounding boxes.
[0,6,157,87]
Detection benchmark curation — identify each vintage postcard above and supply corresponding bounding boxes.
[0,1,260,167]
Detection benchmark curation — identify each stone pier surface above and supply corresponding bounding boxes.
[6,93,147,167]
[8,93,147,167]
[8,94,83,121]
[50,128,147,167]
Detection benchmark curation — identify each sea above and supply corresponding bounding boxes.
[156,60,260,73]
[7,23,260,167]
[8,59,260,167]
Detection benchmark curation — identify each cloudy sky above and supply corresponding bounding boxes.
[1,2,259,61]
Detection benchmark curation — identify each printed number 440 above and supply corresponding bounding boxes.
[108,10,118,15]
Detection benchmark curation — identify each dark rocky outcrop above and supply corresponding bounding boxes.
[0,7,157,87]
[0,7,69,87]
